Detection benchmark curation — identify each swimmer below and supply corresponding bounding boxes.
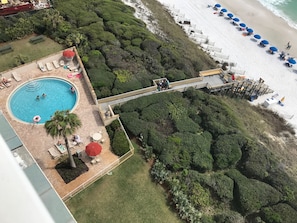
[36,95,40,100]
[70,86,75,93]
[42,93,46,98]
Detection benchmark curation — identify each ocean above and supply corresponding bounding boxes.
[257,0,297,30]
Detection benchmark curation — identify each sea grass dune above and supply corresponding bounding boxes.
[144,0,297,132]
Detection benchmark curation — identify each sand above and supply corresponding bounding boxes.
[150,0,297,132]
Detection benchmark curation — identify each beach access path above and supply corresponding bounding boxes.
[157,0,297,131]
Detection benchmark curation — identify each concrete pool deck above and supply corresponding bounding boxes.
[0,50,119,199]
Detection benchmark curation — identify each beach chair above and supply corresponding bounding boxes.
[55,144,67,154]
[2,82,11,88]
[12,72,22,82]
[52,60,60,69]
[48,147,60,159]
[46,62,53,71]
[38,62,47,72]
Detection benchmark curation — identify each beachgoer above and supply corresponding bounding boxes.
[70,86,75,93]
[286,42,291,50]
[42,93,46,98]
[36,95,40,100]
[72,134,81,144]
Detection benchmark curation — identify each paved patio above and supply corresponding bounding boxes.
[0,50,119,199]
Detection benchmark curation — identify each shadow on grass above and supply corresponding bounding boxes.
[55,155,89,184]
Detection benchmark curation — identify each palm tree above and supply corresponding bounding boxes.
[45,110,82,168]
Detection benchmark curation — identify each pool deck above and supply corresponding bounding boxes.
[0,51,119,199]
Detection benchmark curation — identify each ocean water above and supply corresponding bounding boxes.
[257,0,297,30]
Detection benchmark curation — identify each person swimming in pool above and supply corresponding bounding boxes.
[70,86,75,93]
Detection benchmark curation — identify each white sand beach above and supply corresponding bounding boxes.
[154,0,297,132]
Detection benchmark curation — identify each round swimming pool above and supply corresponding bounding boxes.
[8,77,78,124]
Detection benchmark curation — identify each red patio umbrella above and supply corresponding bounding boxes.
[85,142,102,157]
[63,50,75,58]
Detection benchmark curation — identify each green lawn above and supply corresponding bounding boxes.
[0,35,63,72]
[66,147,182,223]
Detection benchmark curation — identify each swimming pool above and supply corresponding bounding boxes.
[8,77,78,124]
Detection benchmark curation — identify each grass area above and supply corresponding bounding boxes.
[66,146,182,223]
[0,35,63,72]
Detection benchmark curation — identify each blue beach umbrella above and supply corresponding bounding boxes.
[270,46,278,52]
[288,58,296,64]
[254,34,261,40]
[233,18,240,22]
[261,40,269,45]
[247,28,254,33]
[227,13,233,18]
[221,8,227,13]
[239,23,246,28]
[215,4,221,8]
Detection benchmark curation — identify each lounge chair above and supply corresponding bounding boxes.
[48,147,60,159]
[38,62,47,72]
[12,72,21,82]
[46,62,53,71]
[52,60,60,69]
[55,144,67,154]
[2,81,11,88]
[68,63,80,71]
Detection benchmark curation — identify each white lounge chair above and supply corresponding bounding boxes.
[48,147,60,159]
[38,62,47,72]
[12,72,21,82]
[46,62,53,71]
[52,60,60,69]
[55,144,67,154]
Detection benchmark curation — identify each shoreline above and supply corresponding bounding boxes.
[155,0,297,132]
[216,0,297,57]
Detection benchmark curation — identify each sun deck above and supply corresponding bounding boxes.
[0,49,119,199]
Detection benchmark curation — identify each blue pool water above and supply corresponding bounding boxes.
[9,78,78,124]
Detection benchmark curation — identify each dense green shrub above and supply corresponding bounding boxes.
[214,211,244,223]
[260,203,297,223]
[226,169,282,215]
[165,68,186,81]
[173,116,201,133]
[180,132,213,172]
[241,141,297,208]
[106,119,130,156]
[111,127,130,156]
[188,171,234,203]
[212,134,245,169]
[140,103,171,122]
[240,141,272,180]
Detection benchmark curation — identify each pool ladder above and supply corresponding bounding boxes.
[26,81,43,92]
